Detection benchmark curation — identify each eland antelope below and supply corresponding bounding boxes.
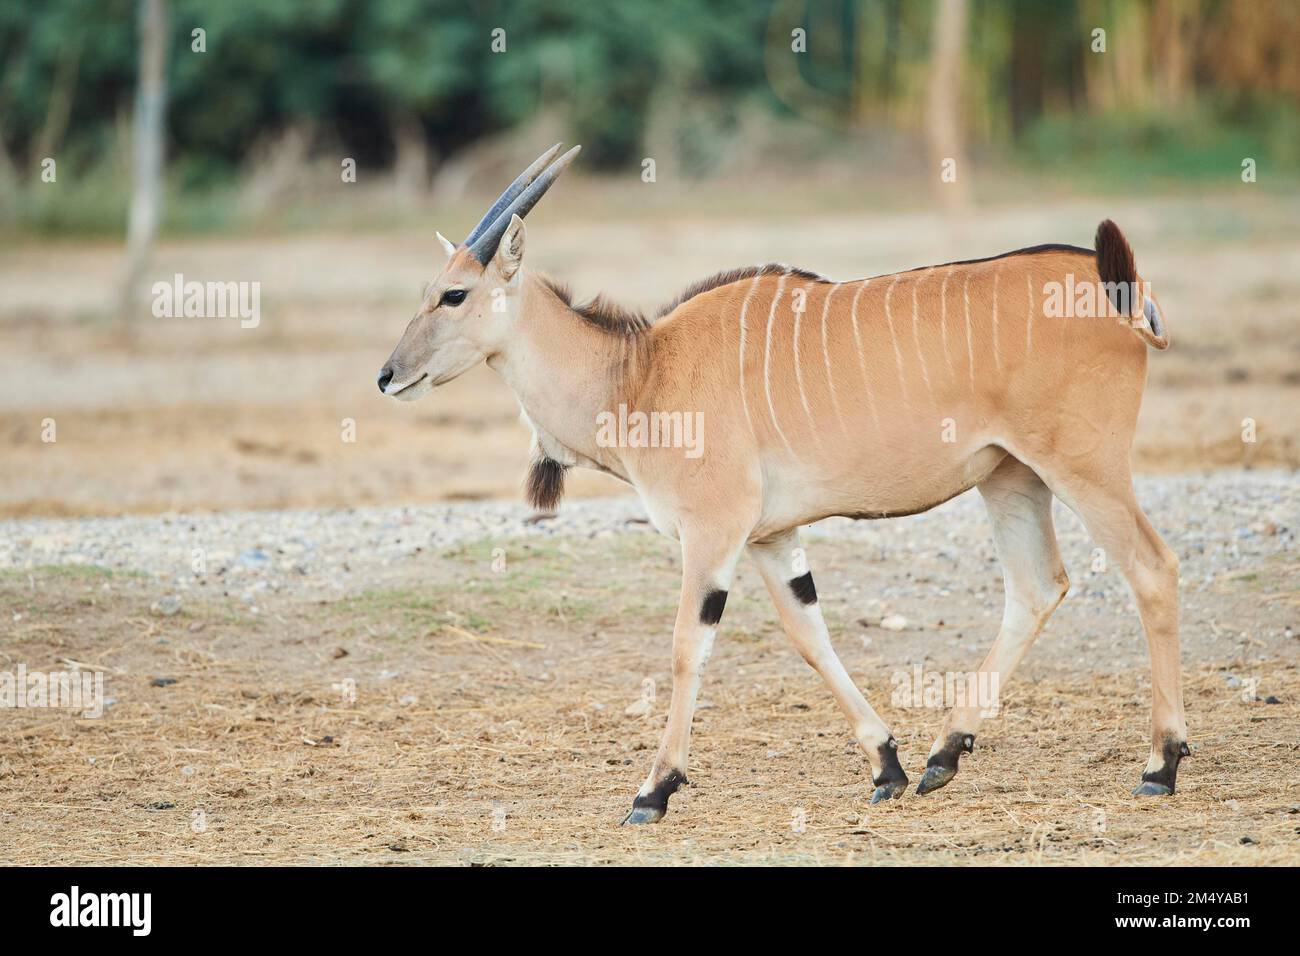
[377,144,1186,824]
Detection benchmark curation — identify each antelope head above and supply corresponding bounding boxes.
[376,143,581,400]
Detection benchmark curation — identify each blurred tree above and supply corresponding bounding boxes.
[120,0,168,319]
[927,0,968,209]
[2,0,1299,234]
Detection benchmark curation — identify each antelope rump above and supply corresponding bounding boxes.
[377,144,1186,825]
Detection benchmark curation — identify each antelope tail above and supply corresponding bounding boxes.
[1095,218,1169,350]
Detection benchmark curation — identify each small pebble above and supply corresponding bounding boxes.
[150,595,182,617]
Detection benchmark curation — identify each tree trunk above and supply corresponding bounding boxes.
[120,0,168,322]
[391,110,431,196]
[927,0,969,210]
[1152,0,1198,109]
[34,33,84,164]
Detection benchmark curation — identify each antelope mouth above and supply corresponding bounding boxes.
[386,372,431,401]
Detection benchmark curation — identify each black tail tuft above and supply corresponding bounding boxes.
[1095,219,1138,314]
[525,456,567,511]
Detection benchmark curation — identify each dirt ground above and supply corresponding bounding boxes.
[1,523,1295,866]
[1,189,1298,517]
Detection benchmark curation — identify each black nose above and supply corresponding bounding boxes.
[377,366,394,393]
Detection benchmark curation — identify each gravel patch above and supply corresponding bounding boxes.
[0,471,1293,611]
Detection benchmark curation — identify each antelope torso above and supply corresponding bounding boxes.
[618,248,1149,541]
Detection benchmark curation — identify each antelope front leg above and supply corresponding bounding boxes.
[749,530,908,803]
[622,527,746,825]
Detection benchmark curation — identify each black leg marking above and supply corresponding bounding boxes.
[869,737,909,804]
[622,769,689,825]
[916,732,975,795]
[525,456,567,511]
[789,571,817,605]
[700,589,728,626]
[1132,735,1190,796]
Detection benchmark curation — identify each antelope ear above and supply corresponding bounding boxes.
[495,214,526,281]
[436,231,457,259]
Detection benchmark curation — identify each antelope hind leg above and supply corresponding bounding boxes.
[1032,459,1188,797]
[917,457,1068,795]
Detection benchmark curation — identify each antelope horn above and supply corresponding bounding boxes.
[462,142,563,248]
[467,145,581,265]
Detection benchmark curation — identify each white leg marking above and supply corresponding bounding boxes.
[763,272,797,456]
[737,274,762,437]
[749,532,895,766]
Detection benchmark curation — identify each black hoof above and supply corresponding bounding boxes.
[1133,736,1190,797]
[870,780,907,804]
[915,764,955,795]
[1131,781,1173,797]
[622,769,687,825]
[621,806,664,825]
[916,732,974,795]
[869,737,908,804]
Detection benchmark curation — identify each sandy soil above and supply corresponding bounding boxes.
[1,479,1295,865]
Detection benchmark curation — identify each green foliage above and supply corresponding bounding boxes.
[0,0,775,182]
[1021,102,1300,184]
[2,0,1298,235]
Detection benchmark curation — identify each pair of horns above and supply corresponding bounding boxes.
[463,143,581,264]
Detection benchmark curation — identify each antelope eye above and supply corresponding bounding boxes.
[440,288,467,307]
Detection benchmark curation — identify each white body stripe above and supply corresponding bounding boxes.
[912,270,934,404]
[940,268,954,381]
[1025,273,1034,353]
[884,275,910,404]
[991,268,1002,373]
[847,280,880,431]
[792,282,822,447]
[963,272,976,396]
[737,275,762,436]
[763,273,797,456]
[822,282,851,436]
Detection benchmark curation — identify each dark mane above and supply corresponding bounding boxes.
[898,242,1094,275]
[656,263,828,318]
[540,276,652,335]
[542,246,1091,335]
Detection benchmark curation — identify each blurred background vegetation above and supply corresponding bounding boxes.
[2,0,1298,237]
[2,0,1297,514]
